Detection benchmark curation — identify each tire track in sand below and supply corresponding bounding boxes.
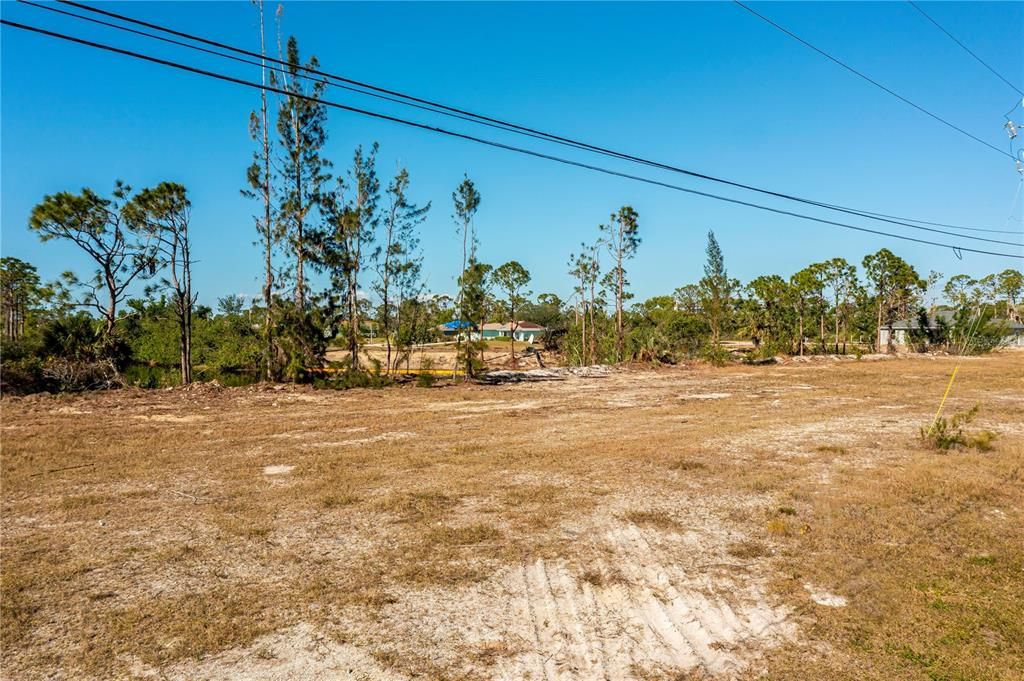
[503,526,794,679]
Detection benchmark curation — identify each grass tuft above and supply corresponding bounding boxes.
[374,490,459,523]
[623,510,684,531]
[424,523,502,546]
[728,540,769,560]
[321,492,360,509]
[669,459,707,472]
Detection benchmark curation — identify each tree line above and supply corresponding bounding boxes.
[1,6,1021,392]
[560,227,1021,366]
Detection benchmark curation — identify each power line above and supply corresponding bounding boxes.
[13,1,583,150]
[833,208,1018,235]
[35,0,1021,237]
[733,0,1014,160]
[907,0,1023,97]
[2,18,1021,261]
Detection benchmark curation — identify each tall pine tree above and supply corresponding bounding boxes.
[698,230,734,348]
[599,206,640,362]
[274,34,330,311]
[374,166,429,374]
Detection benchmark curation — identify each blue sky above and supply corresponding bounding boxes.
[2,1,1022,308]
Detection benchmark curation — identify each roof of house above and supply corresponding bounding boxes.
[439,320,475,330]
[481,321,546,331]
[889,309,1024,331]
[888,309,956,330]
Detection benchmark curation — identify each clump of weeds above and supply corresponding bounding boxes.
[919,405,997,452]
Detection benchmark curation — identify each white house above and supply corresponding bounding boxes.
[478,321,547,343]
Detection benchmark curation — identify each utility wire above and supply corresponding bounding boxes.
[38,0,1021,237]
[834,208,1018,235]
[2,18,1021,260]
[733,0,1014,160]
[13,1,589,151]
[907,0,1023,97]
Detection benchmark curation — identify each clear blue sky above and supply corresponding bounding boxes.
[2,1,1022,308]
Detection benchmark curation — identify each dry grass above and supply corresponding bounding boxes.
[1,352,1022,679]
[622,509,686,531]
[668,458,708,471]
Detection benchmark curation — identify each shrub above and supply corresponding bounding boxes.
[0,356,49,395]
[456,339,488,377]
[40,315,103,361]
[919,405,997,452]
[702,344,731,367]
[417,358,437,388]
[947,307,1008,355]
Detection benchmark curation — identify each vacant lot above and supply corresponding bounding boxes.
[2,353,1022,680]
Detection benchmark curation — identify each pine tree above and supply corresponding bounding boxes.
[375,166,429,374]
[863,248,925,352]
[568,242,600,365]
[492,261,532,367]
[821,257,857,353]
[124,183,196,384]
[599,206,640,362]
[29,183,158,337]
[274,33,330,311]
[452,176,481,376]
[698,230,734,348]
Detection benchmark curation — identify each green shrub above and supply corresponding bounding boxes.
[0,356,49,394]
[417,358,438,388]
[920,405,997,452]
[702,344,731,367]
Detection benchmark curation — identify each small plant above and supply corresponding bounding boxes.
[967,429,997,452]
[919,405,997,452]
[702,344,731,367]
[417,357,437,387]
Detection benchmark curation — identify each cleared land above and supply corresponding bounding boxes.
[325,339,548,373]
[1,353,1022,680]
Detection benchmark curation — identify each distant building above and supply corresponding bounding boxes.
[479,321,547,343]
[880,309,1024,348]
[437,320,475,338]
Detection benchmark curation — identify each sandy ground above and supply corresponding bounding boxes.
[326,341,549,371]
[1,352,1022,680]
